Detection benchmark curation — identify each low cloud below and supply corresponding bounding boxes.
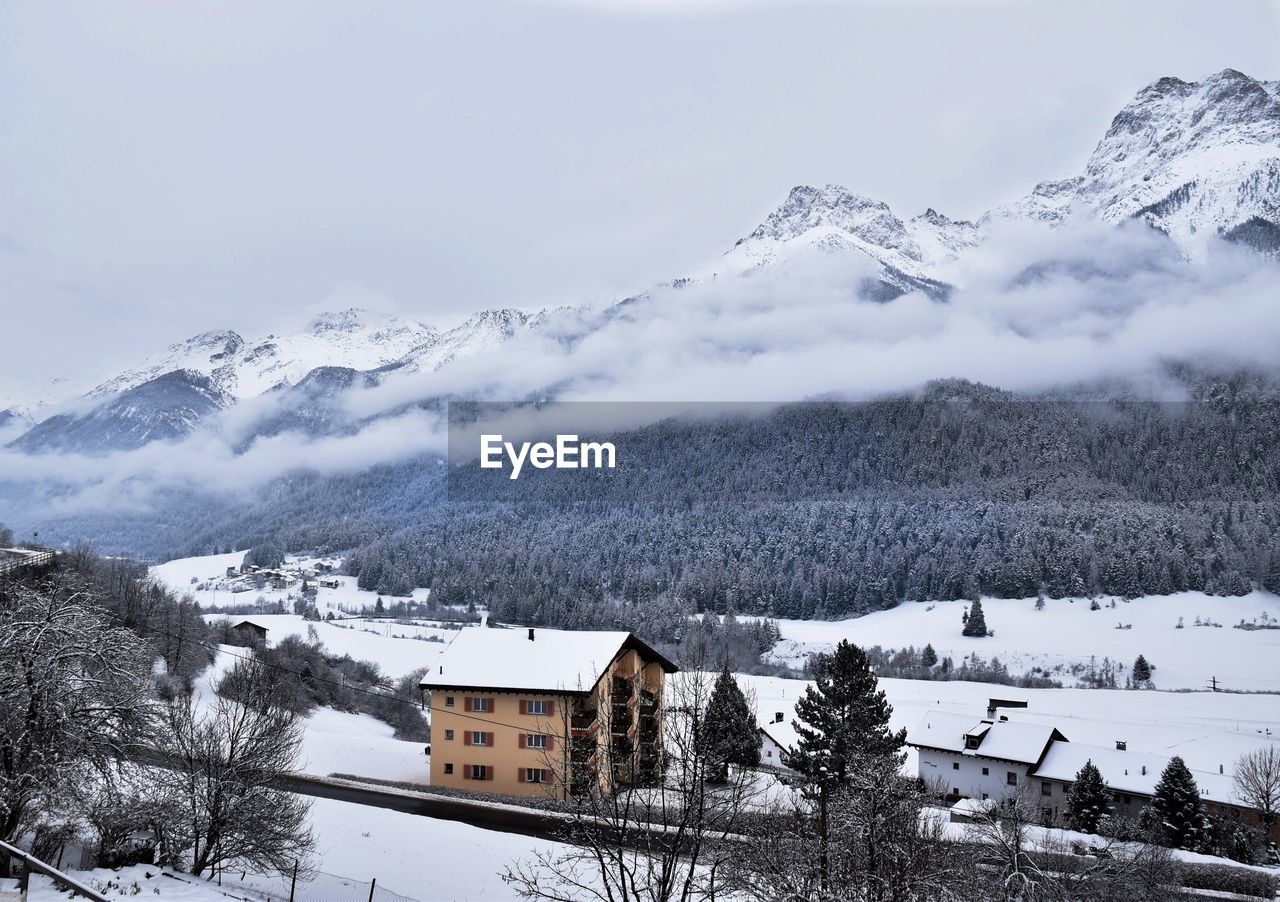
[4,218,1279,519]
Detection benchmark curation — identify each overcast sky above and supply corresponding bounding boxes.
[1,0,1277,388]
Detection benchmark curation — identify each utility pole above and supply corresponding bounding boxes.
[1207,676,1219,692]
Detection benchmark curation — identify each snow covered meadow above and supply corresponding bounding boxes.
[764,591,1280,692]
[140,551,1280,899]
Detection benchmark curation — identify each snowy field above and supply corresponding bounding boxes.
[149,550,435,619]
[764,591,1280,691]
[21,796,572,901]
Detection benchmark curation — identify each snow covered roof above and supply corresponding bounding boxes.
[908,711,1064,765]
[972,721,1064,766]
[908,711,987,753]
[1033,741,1240,807]
[419,626,677,695]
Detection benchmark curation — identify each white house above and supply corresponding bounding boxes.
[909,710,1065,803]
[757,709,799,774]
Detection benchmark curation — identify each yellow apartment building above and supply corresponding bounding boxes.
[419,626,678,799]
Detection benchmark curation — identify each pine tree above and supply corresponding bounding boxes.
[701,665,761,783]
[1151,756,1205,849]
[791,640,906,782]
[962,599,989,637]
[1065,759,1111,834]
[921,643,938,668]
[1132,654,1152,687]
[701,660,757,783]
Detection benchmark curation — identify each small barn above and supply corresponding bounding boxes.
[233,620,268,643]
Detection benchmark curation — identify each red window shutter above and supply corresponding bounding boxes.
[518,768,526,783]
[463,765,471,780]
[546,701,555,718]
[486,766,494,781]
[464,732,472,746]
[519,699,527,715]
[486,698,496,711]
[546,736,555,752]
[464,697,473,713]
[519,734,526,749]
[485,732,493,746]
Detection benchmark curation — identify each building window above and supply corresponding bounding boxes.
[445,696,455,707]
[472,698,492,713]
[445,729,454,741]
[443,763,454,775]
[952,762,960,770]
[526,700,549,716]
[1041,781,1053,797]
[470,765,487,781]
[982,767,989,776]
[527,733,548,750]
[471,731,489,746]
[1007,772,1018,786]
[525,768,550,784]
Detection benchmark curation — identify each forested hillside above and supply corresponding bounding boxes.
[45,375,1266,632]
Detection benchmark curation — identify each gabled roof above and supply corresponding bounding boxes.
[907,711,986,753]
[908,711,1065,766]
[1033,741,1240,807]
[419,627,677,695]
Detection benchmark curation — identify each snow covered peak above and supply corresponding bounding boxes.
[305,307,403,336]
[740,184,919,261]
[88,311,437,402]
[992,68,1280,256]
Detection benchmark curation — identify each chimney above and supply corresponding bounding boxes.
[1220,764,1224,774]
[1115,740,1127,751]
[528,628,535,641]
[775,711,784,723]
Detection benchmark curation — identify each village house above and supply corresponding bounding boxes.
[907,701,1279,843]
[757,710,799,775]
[233,619,269,643]
[419,627,678,799]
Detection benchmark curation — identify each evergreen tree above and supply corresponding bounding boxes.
[962,599,989,637]
[791,640,906,782]
[921,643,938,668]
[701,665,761,783]
[1151,756,1205,849]
[1132,654,1152,687]
[1064,760,1111,834]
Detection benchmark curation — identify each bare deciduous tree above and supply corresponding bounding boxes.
[1233,746,1280,842]
[725,758,967,902]
[503,667,761,902]
[154,659,315,877]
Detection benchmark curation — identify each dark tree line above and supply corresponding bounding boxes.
[20,376,1280,635]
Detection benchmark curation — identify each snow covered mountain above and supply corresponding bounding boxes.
[717,184,975,300]
[3,68,1278,455]
[990,69,1280,256]
[91,309,440,401]
[11,370,232,454]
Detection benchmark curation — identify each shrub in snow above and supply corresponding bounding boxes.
[1180,862,1278,898]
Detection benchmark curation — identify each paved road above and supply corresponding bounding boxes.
[275,775,569,842]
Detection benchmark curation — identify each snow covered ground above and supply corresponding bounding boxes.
[20,797,571,901]
[744,673,1280,788]
[764,591,1280,691]
[149,551,436,618]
